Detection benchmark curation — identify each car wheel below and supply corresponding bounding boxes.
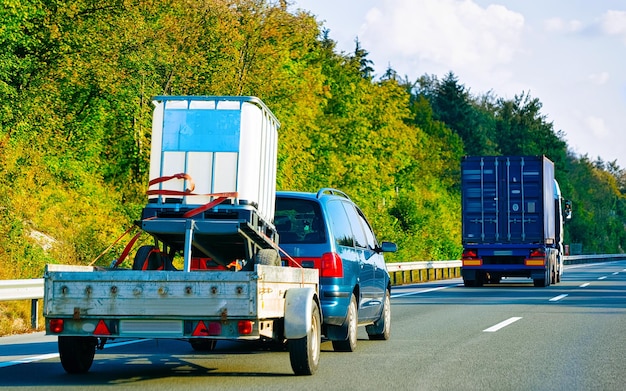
[332,294,357,352]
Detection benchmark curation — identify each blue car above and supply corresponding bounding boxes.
[275,188,397,351]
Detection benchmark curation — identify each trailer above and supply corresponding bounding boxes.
[43,96,322,375]
[460,155,571,287]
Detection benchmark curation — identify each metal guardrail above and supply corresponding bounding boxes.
[2,254,625,330]
[0,278,44,329]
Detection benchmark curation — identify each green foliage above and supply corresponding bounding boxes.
[0,0,624,288]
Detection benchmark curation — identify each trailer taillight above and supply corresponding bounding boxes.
[49,319,64,333]
[94,319,112,336]
[192,321,222,336]
[238,320,253,335]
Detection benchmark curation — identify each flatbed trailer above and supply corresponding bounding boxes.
[43,96,322,375]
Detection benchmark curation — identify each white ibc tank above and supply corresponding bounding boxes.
[148,96,279,223]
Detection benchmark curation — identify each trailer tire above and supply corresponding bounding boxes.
[189,339,217,352]
[255,249,281,266]
[58,336,97,374]
[332,294,358,352]
[288,302,321,375]
[132,245,175,270]
[367,289,391,340]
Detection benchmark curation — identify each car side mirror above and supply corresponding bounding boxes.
[379,241,398,253]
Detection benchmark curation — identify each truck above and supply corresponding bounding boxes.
[43,96,322,375]
[460,155,572,287]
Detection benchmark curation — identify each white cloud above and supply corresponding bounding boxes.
[584,116,610,139]
[588,72,610,85]
[361,0,525,75]
[543,17,583,33]
[600,10,626,42]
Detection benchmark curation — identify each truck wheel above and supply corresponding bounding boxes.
[332,294,358,352]
[58,336,97,374]
[288,302,321,375]
[255,249,281,266]
[366,289,391,340]
[534,267,550,287]
[189,339,217,352]
[463,278,476,287]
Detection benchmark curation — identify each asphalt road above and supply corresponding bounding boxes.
[1,261,625,391]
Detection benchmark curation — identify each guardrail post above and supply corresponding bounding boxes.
[31,299,39,329]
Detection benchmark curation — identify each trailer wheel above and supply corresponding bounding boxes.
[255,249,281,266]
[132,245,175,270]
[288,301,321,375]
[332,294,358,352]
[58,336,97,374]
[367,289,391,340]
[189,339,217,352]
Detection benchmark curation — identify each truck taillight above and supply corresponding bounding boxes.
[462,249,478,259]
[462,249,482,266]
[321,252,343,278]
[49,319,64,333]
[525,248,546,266]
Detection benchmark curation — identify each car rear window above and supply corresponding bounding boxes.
[275,198,326,244]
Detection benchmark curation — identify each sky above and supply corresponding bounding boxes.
[292,0,626,169]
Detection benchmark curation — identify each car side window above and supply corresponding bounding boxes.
[342,202,368,249]
[326,200,354,247]
[356,208,378,250]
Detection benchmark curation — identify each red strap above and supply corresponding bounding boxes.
[112,232,142,268]
[183,196,231,218]
[149,173,195,193]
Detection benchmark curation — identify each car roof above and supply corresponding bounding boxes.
[276,188,352,202]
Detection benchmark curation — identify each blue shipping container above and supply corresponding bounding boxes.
[461,156,556,245]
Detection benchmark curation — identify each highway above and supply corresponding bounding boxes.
[1,261,625,390]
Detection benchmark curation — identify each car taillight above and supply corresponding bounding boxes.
[320,252,343,278]
[529,249,545,258]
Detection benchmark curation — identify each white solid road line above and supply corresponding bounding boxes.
[391,285,455,298]
[0,339,146,369]
[483,317,523,332]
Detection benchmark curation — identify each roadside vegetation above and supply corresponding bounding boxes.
[1,0,624,334]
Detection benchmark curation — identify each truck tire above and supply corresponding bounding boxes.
[332,294,358,352]
[288,301,321,375]
[58,336,97,374]
[366,289,391,340]
[255,249,281,266]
